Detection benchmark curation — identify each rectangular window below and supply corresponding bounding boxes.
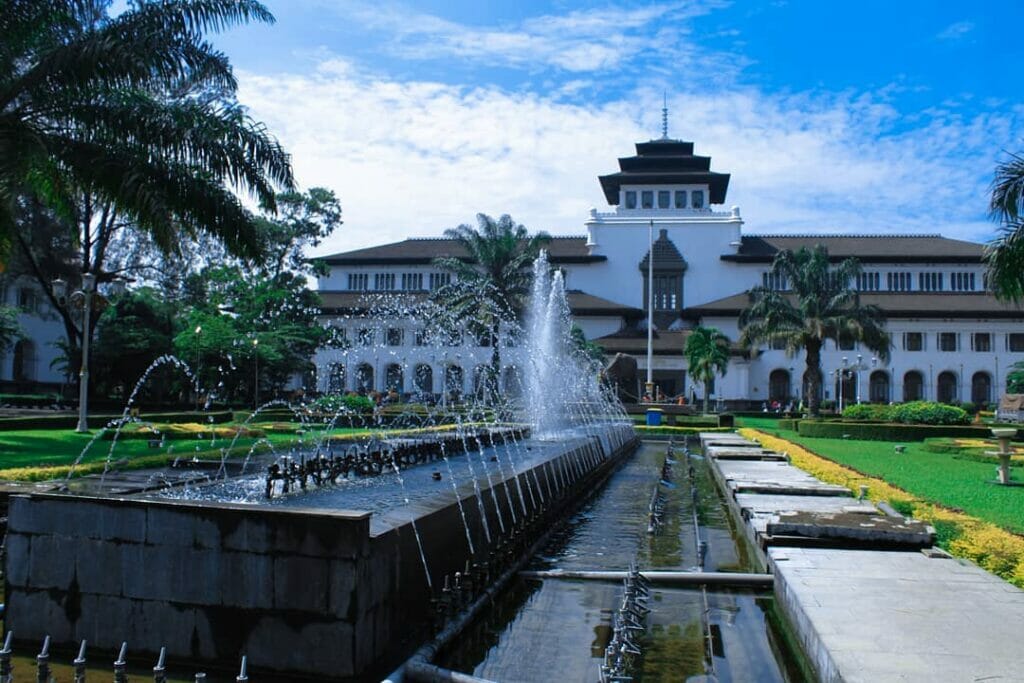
[624,191,637,209]
[374,273,395,291]
[691,190,704,208]
[386,328,403,346]
[1009,333,1024,352]
[414,329,430,346]
[838,337,856,351]
[857,272,880,291]
[938,332,958,352]
[903,332,924,351]
[347,273,369,291]
[641,191,654,209]
[887,272,911,291]
[918,272,943,291]
[762,271,787,291]
[769,337,787,350]
[358,328,375,346]
[401,273,423,290]
[674,191,687,208]
[951,272,977,292]
[17,288,35,313]
[445,329,463,347]
[429,272,451,290]
[658,190,670,209]
[972,332,992,352]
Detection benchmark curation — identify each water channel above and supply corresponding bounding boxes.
[437,439,809,682]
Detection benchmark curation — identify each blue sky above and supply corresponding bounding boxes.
[169,0,1024,253]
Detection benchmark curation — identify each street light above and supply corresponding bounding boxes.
[840,356,848,413]
[194,325,202,412]
[54,274,96,433]
[252,337,259,410]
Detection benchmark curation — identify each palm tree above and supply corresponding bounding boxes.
[684,326,730,415]
[433,214,549,401]
[0,0,293,260]
[986,151,1024,299]
[739,246,890,416]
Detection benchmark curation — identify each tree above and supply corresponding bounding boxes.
[91,288,176,400]
[738,246,890,416]
[1,0,293,258]
[433,214,549,401]
[1006,361,1024,394]
[986,151,1024,300]
[570,324,606,366]
[684,326,730,415]
[1,0,293,398]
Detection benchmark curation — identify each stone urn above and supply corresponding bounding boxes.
[990,427,1018,485]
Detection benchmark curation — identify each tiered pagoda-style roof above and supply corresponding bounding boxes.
[598,139,731,205]
[639,229,688,272]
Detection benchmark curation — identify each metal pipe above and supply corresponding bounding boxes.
[517,570,773,588]
[404,661,497,683]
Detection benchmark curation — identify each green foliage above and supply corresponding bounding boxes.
[890,401,969,425]
[308,394,374,414]
[0,304,21,354]
[739,246,890,416]
[842,403,893,421]
[1006,360,1024,393]
[0,410,233,431]
[959,401,977,415]
[683,326,730,414]
[570,324,605,365]
[987,151,1024,300]
[91,288,176,398]
[777,418,800,431]
[0,0,292,260]
[797,420,988,441]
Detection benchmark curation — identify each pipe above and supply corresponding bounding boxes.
[383,437,639,683]
[517,570,773,589]
[404,662,497,683]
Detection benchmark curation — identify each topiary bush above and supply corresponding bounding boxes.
[797,419,988,441]
[842,404,893,421]
[890,401,969,425]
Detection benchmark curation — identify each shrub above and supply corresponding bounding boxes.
[797,420,991,441]
[890,401,969,425]
[0,410,232,431]
[959,401,977,415]
[778,418,800,431]
[308,394,374,414]
[842,403,893,421]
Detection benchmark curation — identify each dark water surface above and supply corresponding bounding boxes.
[439,441,806,683]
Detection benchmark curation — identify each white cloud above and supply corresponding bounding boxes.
[937,21,975,41]
[236,57,1015,260]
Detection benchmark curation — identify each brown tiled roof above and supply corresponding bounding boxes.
[317,289,641,317]
[593,329,746,356]
[321,236,604,265]
[722,235,984,263]
[686,291,1024,319]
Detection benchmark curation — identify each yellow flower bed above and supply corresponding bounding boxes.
[739,428,1024,588]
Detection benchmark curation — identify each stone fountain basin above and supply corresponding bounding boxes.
[991,428,1018,439]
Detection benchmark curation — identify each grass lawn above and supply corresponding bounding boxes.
[748,422,1024,535]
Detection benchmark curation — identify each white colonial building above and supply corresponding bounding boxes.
[314,135,1024,408]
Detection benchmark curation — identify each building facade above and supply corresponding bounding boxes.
[314,135,1024,407]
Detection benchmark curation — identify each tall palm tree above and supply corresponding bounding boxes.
[0,0,293,260]
[739,246,890,416]
[986,151,1024,300]
[433,213,549,401]
[684,326,730,415]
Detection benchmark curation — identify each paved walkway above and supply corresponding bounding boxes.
[699,431,1024,683]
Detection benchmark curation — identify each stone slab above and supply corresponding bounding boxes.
[767,511,935,547]
[736,494,877,537]
[770,547,1024,683]
[705,446,786,460]
[717,461,853,497]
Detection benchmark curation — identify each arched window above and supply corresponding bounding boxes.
[503,366,523,398]
[903,371,924,402]
[472,364,491,397]
[869,370,890,403]
[445,364,464,394]
[385,363,403,392]
[768,369,791,403]
[327,363,346,393]
[971,372,992,406]
[414,364,433,393]
[12,340,36,382]
[355,363,374,393]
[937,371,958,404]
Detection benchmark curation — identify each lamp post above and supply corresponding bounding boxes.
[645,219,654,402]
[54,274,97,433]
[194,325,202,412]
[252,337,259,410]
[839,356,848,413]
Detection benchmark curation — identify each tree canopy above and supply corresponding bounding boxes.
[684,326,730,415]
[739,246,890,415]
[986,151,1024,300]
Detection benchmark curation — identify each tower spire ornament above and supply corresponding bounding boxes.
[661,92,669,140]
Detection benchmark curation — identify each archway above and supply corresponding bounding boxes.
[12,340,36,382]
[768,369,791,404]
[503,366,523,398]
[903,371,924,402]
[385,363,403,392]
[327,363,345,393]
[971,371,992,406]
[414,364,433,393]
[937,371,958,404]
[869,370,890,403]
[355,363,374,393]
[445,364,464,394]
[834,371,857,406]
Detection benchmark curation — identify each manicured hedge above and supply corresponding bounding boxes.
[0,410,233,431]
[778,418,800,431]
[635,426,733,436]
[841,401,969,425]
[797,419,992,442]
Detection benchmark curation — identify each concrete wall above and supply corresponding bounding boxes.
[5,431,637,680]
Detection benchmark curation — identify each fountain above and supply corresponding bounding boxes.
[2,252,638,679]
